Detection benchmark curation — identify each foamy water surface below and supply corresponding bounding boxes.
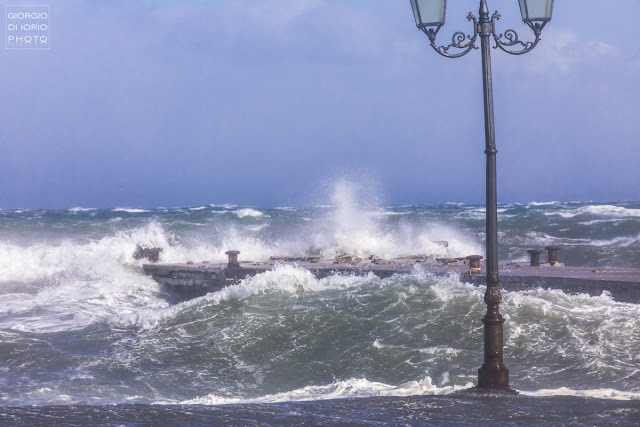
[1,187,639,409]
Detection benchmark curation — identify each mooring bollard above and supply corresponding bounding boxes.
[132,245,163,263]
[527,249,542,267]
[545,246,559,265]
[466,255,483,273]
[225,250,240,268]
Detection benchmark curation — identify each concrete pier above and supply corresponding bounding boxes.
[143,256,640,303]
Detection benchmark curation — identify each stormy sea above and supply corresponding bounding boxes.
[1,183,639,425]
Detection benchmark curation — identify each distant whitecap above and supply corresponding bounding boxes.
[234,208,264,218]
[113,208,149,213]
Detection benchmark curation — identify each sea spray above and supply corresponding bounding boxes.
[0,198,640,406]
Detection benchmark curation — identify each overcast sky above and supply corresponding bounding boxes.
[1,0,639,209]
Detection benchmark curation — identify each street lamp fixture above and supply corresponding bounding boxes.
[519,0,554,23]
[409,0,553,393]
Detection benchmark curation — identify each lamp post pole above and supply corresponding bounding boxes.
[476,0,509,392]
[409,0,553,392]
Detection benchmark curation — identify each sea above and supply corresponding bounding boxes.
[1,183,640,425]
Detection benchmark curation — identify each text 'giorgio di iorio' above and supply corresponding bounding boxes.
[6,5,50,49]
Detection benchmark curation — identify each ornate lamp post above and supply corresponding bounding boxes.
[409,0,553,392]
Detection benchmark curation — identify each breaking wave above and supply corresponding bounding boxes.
[1,182,640,406]
[113,208,150,213]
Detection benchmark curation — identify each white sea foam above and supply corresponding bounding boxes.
[189,206,206,211]
[522,387,640,400]
[125,264,377,330]
[185,376,638,404]
[578,219,624,226]
[234,208,264,218]
[113,208,149,213]
[303,179,482,260]
[546,204,640,219]
[69,207,96,213]
[181,376,474,405]
[520,230,640,248]
[99,180,482,264]
[503,286,640,393]
[523,231,590,245]
[181,378,394,405]
[589,234,640,247]
[0,223,180,332]
[128,268,477,331]
[581,205,640,217]
[368,210,407,217]
[182,380,640,406]
[527,201,561,207]
[0,223,177,283]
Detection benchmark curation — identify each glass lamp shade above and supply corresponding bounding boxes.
[410,0,446,28]
[519,0,554,22]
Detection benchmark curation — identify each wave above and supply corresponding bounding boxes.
[578,219,625,226]
[582,205,640,217]
[181,377,474,405]
[68,207,96,213]
[2,257,640,403]
[520,231,640,248]
[547,205,640,219]
[234,208,264,218]
[209,204,238,209]
[123,263,378,330]
[521,387,640,401]
[527,201,561,207]
[589,234,640,247]
[0,224,175,332]
[181,379,640,406]
[368,210,407,217]
[113,208,150,213]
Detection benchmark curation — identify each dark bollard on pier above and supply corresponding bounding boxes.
[225,250,240,268]
[545,246,560,265]
[527,249,542,267]
[466,255,483,274]
[133,245,163,263]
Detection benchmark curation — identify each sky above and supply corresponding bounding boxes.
[1,0,639,209]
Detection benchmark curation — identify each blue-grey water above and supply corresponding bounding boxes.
[1,187,640,424]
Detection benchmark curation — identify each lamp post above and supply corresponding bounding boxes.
[409,0,553,393]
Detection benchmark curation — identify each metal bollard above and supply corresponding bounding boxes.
[466,255,483,273]
[545,246,559,265]
[527,249,542,267]
[225,250,240,268]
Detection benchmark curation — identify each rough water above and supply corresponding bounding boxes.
[1,185,640,424]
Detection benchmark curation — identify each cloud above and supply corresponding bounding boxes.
[236,0,324,30]
[519,28,618,73]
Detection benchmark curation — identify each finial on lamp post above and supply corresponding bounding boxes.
[479,0,489,16]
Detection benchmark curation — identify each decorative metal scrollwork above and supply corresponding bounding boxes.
[420,12,478,59]
[419,8,548,59]
[484,283,502,306]
[491,11,546,55]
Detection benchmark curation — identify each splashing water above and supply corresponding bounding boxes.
[1,185,640,409]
